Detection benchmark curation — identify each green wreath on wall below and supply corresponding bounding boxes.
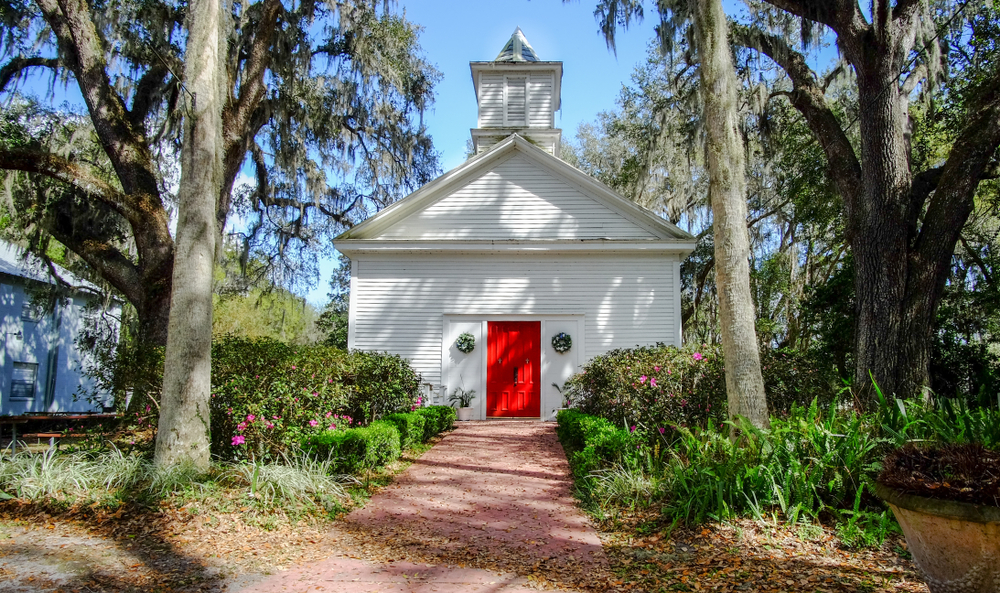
[456,332,476,353]
[552,332,572,353]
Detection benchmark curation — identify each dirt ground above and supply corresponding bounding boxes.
[0,504,928,593]
[0,426,928,593]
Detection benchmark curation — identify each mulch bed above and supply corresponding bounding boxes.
[595,509,928,593]
[879,443,1000,507]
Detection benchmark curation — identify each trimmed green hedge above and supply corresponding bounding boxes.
[556,409,642,480]
[383,412,426,450]
[415,406,456,440]
[305,420,401,473]
[304,406,456,474]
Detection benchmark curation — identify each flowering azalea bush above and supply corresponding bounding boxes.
[209,337,420,460]
[566,344,727,438]
[566,343,842,441]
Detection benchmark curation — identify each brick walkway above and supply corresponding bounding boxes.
[236,421,609,592]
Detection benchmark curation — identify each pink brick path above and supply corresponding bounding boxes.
[237,421,609,592]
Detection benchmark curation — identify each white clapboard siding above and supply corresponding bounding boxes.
[528,73,554,127]
[375,153,657,240]
[351,253,680,385]
[478,73,504,127]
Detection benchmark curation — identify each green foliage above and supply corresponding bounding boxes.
[0,446,352,512]
[382,412,427,450]
[558,403,889,542]
[448,387,475,408]
[207,337,420,460]
[349,351,422,424]
[316,253,351,349]
[556,409,644,489]
[567,344,727,435]
[212,290,321,345]
[762,348,843,415]
[567,344,841,438]
[303,420,402,474]
[414,406,457,440]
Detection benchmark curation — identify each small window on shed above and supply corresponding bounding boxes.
[21,301,46,322]
[11,362,38,400]
[505,76,527,127]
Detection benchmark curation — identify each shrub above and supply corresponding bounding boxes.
[567,344,726,438]
[304,420,402,474]
[566,344,842,439]
[414,406,456,440]
[210,337,355,459]
[761,348,842,414]
[208,337,421,461]
[383,412,427,450]
[348,351,422,424]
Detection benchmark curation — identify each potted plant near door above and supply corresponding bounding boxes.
[449,388,476,421]
[875,443,1000,593]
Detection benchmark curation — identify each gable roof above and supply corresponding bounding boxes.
[335,134,696,253]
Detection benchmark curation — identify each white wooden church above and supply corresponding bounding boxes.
[334,29,694,420]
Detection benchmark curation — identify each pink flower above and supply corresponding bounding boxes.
[291,365,297,369]
[629,425,636,432]
[658,427,665,434]
[273,415,279,419]
[326,412,332,418]
[639,375,647,383]
[328,424,337,430]
[246,414,255,422]
[692,352,704,361]
[650,378,657,388]
[237,422,247,432]
[231,435,245,446]
[654,366,660,372]
[266,422,275,429]
[309,420,319,427]
[328,378,333,384]
[311,391,317,396]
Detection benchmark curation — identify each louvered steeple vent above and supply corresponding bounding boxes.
[470,28,563,156]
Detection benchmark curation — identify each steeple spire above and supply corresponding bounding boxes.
[495,27,540,62]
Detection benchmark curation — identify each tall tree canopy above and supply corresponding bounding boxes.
[0,0,439,344]
[587,0,1000,401]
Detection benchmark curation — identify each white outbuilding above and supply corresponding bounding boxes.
[334,29,695,420]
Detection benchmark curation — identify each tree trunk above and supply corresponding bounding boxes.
[693,0,769,429]
[154,0,229,470]
[849,57,913,400]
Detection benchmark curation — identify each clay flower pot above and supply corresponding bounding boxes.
[876,482,1000,593]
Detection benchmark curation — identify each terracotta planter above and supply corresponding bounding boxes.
[876,482,1000,593]
[456,407,474,421]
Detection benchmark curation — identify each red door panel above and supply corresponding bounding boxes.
[487,321,540,417]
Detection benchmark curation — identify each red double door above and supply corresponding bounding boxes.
[487,321,541,417]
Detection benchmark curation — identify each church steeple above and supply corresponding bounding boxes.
[470,29,563,156]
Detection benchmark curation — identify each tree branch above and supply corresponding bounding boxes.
[909,67,1000,302]
[36,0,160,199]
[959,235,995,289]
[0,147,142,224]
[0,57,60,94]
[760,0,868,42]
[733,25,863,228]
[128,64,170,132]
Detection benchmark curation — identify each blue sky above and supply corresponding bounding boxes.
[399,0,659,171]
[305,0,662,305]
